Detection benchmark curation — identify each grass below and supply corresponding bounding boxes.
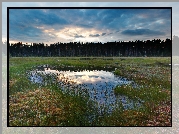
[9,88,97,126]
[113,58,171,126]
[9,57,171,126]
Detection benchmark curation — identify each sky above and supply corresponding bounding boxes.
[2,2,179,45]
[9,8,171,44]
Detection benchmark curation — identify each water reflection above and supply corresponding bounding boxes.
[28,66,141,114]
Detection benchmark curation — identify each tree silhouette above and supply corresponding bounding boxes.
[9,38,172,57]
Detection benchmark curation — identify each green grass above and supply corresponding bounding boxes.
[9,87,98,126]
[9,57,171,126]
[113,57,171,126]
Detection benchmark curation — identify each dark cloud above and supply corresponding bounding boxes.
[89,34,100,37]
[9,9,171,30]
[10,9,68,26]
[107,33,113,35]
[77,23,93,28]
[74,34,85,38]
[10,25,43,39]
[101,33,106,36]
[97,9,171,31]
[9,9,68,42]
[121,29,165,36]
[9,9,171,43]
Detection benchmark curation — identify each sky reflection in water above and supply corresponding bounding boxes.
[29,68,141,114]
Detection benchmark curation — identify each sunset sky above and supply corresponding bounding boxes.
[9,8,171,44]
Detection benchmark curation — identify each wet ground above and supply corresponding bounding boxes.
[28,65,142,114]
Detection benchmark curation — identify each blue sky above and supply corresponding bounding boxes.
[2,2,178,44]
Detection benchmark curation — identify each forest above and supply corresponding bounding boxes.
[9,39,171,57]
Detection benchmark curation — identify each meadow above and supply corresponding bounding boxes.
[9,57,171,126]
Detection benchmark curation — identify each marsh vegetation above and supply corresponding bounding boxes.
[9,57,171,126]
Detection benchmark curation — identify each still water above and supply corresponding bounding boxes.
[28,65,142,114]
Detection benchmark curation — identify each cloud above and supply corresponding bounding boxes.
[8,8,171,44]
[9,9,68,26]
[107,33,113,35]
[10,26,43,39]
[101,33,106,36]
[115,30,120,33]
[89,34,100,37]
[74,34,85,38]
[121,29,165,36]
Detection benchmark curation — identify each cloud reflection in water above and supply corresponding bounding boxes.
[29,68,141,114]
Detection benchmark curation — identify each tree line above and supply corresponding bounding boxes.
[9,39,171,57]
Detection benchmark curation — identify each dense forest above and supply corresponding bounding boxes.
[8,39,172,57]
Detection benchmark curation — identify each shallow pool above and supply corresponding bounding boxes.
[28,65,142,114]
